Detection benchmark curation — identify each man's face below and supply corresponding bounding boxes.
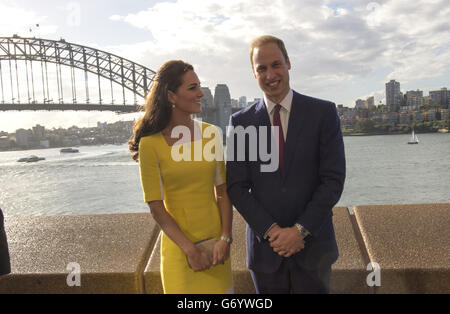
[251,42,291,104]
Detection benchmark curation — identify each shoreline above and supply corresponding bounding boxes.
[343,129,449,137]
[0,143,126,153]
[1,130,449,152]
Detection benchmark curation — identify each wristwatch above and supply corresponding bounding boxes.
[294,224,310,238]
[220,235,233,244]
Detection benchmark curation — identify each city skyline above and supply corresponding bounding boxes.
[1,77,448,132]
[1,77,448,152]
[1,0,449,132]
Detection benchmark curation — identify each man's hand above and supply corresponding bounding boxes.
[268,226,305,258]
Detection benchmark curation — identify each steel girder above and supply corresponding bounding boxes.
[0,35,156,99]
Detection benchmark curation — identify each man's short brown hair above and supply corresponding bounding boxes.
[249,35,289,66]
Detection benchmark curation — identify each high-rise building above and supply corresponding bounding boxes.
[200,87,214,107]
[15,129,30,148]
[198,87,216,124]
[32,124,45,140]
[355,99,365,109]
[248,98,261,106]
[386,80,401,112]
[0,134,10,150]
[441,108,449,120]
[214,84,232,134]
[405,90,423,109]
[214,84,231,107]
[239,96,247,108]
[429,87,449,108]
[366,96,375,108]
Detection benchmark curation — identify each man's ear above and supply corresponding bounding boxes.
[287,58,291,70]
[251,65,258,79]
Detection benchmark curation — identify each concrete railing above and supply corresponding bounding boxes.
[0,203,449,293]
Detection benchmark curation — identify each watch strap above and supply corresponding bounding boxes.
[220,235,232,244]
[294,223,310,237]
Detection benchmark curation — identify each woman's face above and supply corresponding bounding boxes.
[169,70,204,114]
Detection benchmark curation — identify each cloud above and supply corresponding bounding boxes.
[109,14,124,22]
[1,0,448,130]
[0,2,58,36]
[373,0,450,83]
[106,0,449,105]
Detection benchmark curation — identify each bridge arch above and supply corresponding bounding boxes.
[0,35,156,112]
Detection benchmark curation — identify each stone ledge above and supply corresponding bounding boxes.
[0,272,141,294]
[0,213,159,293]
[354,203,450,294]
[331,207,372,294]
[1,203,449,294]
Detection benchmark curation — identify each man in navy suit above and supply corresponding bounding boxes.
[226,35,346,293]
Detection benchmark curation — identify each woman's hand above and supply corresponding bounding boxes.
[212,240,230,266]
[186,246,212,272]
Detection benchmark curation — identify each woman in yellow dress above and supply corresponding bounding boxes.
[129,60,233,293]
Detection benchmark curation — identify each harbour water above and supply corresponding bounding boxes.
[1,133,449,217]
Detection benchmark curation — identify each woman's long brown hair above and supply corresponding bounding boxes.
[128,60,194,161]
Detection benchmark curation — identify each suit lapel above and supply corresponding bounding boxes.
[283,91,307,179]
[254,99,271,127]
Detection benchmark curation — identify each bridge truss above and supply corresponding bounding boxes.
[0,35,156,112]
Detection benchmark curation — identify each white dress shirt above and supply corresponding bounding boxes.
[263,89,293,141]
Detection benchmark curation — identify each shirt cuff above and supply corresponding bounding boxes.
[263,223,278,240]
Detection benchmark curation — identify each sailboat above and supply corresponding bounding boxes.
[408,129,419,144]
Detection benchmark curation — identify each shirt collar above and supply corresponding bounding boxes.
[264,89,293,114]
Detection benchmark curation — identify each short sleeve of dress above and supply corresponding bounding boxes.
[138,137,164,202]
[213,126,226,186]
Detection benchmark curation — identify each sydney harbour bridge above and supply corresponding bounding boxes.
[0,35,156,113]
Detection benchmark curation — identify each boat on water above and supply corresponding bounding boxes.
[17,155,45,163]
[408,129,419,144]
[60,148,79,153]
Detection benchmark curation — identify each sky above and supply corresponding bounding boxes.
[0,0,449,132]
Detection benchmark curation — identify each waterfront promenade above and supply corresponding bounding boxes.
[0,203,449,294]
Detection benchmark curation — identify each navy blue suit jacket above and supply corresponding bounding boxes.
[226,91,346,273]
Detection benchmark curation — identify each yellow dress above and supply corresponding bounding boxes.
[138,121,233,294]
